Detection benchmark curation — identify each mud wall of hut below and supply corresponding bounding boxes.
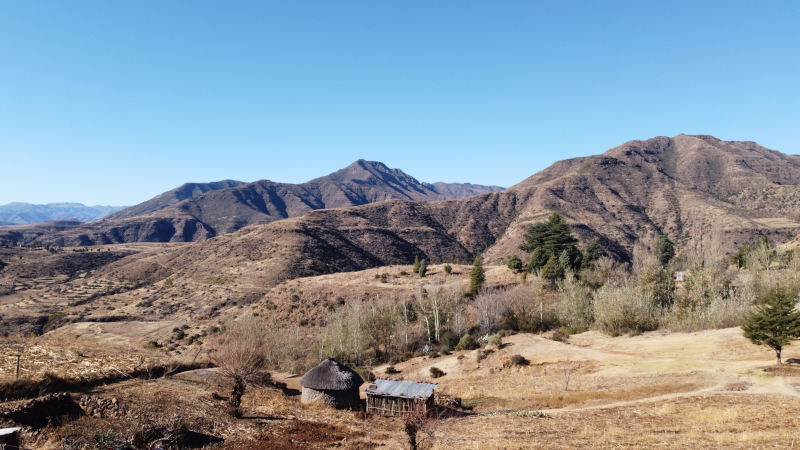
[301,387,361,410]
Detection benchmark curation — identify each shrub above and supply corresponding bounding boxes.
[385,365,400,375]
[593,281,661,336]
[551,327,570,342]
[508,409,548,418]
[418,259,428,277]
[555,273,593,330]
[429,367,445,378]
[440,331,458,352]
[413,256,421,274]
[455,334,478,351]
[487,333,502,347]
[510,354,529,366]
[444,264,452,275]
[506,255,523,273]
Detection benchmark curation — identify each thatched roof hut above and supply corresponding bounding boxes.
[299,358,363,410]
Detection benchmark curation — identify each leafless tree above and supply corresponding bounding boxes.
[212,315,272,418]
[473,288,505,334]
[403,405,440,450]
[561,363,579,391]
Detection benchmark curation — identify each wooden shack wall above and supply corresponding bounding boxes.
[366,394,432,416]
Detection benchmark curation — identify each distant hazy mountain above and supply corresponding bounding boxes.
[104,180,245,220]
[0,202,125,225]
[1,161,503,245]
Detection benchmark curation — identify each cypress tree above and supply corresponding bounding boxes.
[412,255,420,273]
[742,286,800,364]
[418,259,428,277]
[470,255,485,294]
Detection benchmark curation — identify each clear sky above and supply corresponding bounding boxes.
[1,1,798,206]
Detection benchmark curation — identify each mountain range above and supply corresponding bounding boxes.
[82,134,800,294]
[0,203,125,226]
[0,161,503,246]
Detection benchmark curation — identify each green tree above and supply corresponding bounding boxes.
[412,255,421,274]
[470,255,485,294]
[444,264,452,275]
[418,259,428,277]
[742,287,800,364]
[541,254,564,285]
[527,247,549,274]
[582,242,601,269]
[506,254,523,273]
[520,212,582,277]
[656,234,675,266]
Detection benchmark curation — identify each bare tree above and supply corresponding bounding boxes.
[403,406,439,450]
[561,363,579,391]
[212,315,272,418]
[473,288,505,334]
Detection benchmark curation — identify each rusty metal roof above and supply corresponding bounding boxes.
[365,379,437,399]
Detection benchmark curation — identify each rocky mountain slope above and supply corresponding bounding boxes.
[0,203,125,225]
[109,134,800,292]
[0,161,502,246]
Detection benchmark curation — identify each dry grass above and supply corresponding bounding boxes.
[430,394,800,449]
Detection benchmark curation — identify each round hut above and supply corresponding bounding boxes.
[299,358,364,409]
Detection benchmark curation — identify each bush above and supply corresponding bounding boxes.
[510,354,529,366]
[455,334,478,351]
[506,255,524,273]
[418,259,428,277]
[476,349,493,363]
[444,264,452,275]
[593,281,661,336]
[487,333,502,347]
[429,367,446,378]
[556,273,593,330]
[385,366,400,375]
[440,331,458,352]
[551,327,570,342]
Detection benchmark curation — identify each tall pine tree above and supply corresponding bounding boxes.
[470,255,485,294]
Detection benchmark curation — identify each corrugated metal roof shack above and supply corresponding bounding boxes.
[365,379,437,416]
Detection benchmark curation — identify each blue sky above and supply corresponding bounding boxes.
[1,1,798,205]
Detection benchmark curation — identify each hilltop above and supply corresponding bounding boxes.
[87,134,800,295]
[0,160,502,246]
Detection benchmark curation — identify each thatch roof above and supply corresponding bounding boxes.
[299,358,364,390]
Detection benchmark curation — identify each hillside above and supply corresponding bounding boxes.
[0,161,502,246]
[0,203,125,225]
[106,134,800,291]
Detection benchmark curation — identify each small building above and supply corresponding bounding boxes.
[365,379,437,416]
[0,427,21,450]
[299,358,363,410]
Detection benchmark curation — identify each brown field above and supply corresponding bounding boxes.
[2,247,800,448]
